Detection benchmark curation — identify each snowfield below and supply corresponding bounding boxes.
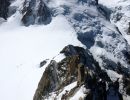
[99,0,130,44]
[0,13,81,100]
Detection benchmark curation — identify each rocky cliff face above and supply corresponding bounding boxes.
[33,45,113,100]
[33,60,59,100]
[33,45,130,100]
[0,0,10,19]
[0,0,52,26]
[21,0,52,26]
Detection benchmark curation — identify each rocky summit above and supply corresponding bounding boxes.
[34,45,130,100]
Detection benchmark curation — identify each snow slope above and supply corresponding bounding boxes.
[50,0,130,69]
[0,11,82,100]
[99,0,130,44]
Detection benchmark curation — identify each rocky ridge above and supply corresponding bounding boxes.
[33,45,130,100]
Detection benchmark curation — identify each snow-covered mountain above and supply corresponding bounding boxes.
[0,0,130,100]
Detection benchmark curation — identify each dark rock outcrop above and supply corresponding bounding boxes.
[33,45,111,100]
[126,85,130,96]
[40,59,49,68]
[33,45,130,99]
[21,0,51,26]
[33,56,79,100]
[0,0,10,20]
[122,76,130,96]
[123,51,130,65]
[128,22,130,35]
[33,60,59,100]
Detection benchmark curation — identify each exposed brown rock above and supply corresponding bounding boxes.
[33,60,59,100]
[77,63,85,86]
[33,54,84,100]
[61,86,80,100]
[33,45,110,100]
